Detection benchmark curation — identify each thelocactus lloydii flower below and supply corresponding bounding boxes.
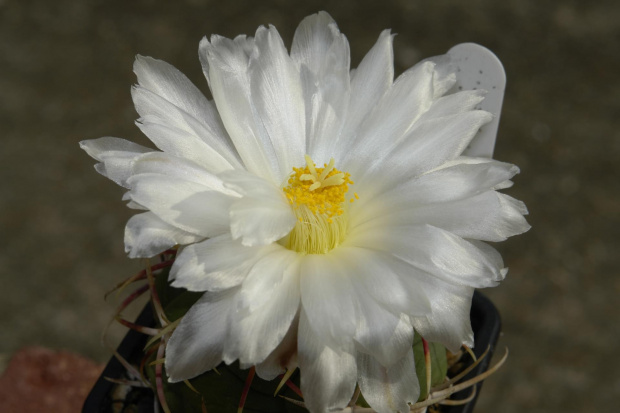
[81,11,529,413]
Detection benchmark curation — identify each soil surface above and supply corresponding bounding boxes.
[1,1,618,412]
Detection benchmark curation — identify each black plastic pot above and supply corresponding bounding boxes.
[83,291,501,413]
[442,291,502,413]
[83,305,156,413]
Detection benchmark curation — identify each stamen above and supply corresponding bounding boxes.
[281,155,358,254]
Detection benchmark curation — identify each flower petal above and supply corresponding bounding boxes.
[133,55,233,153]
[132,86,242,173]
[349,224,505,288]
[79,137,151,187]
[389,191,531,242]
[405,157,519,203]
[220,170,296,246]
[354,190,529,244]
[352,157,520,227]
[344,60,436,173]
[333,247,431,318]
[255,314,299,380]
[291,12,351,162]
[354,305,414,368]
[80,136,151,159]
[165,289,236,382]
[131,151,234,189]
[226,249,301,366]
[335,29,394,161]
[135,113,241,174]
[300,254,357,347]
[235,247,299,312]
[409,277,475,352]
[309,247,422,367]
[298,310,357,413]
[418,89,486,121]
[126,173,236,237]
[356,110,492,190]
[249,25,306,175]
[357,350,419,413]
[200,34,279,181]
[390,110,493,177]
[291,11,340,72]
[422,53,458,98]
[169,235,272,292]
[199,34,254,87]
[124,211,203,258]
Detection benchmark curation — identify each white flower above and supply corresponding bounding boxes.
[81,12,529,413]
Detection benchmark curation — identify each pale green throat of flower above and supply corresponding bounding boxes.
[279,155,358,255]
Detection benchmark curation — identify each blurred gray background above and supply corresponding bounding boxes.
[1,0,618,412]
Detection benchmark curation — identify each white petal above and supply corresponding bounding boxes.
[169,235,272,292]
[355,110,493,193]
[349,224,505,288]
[389,110,493,178]
[332,247,430,318]
[226,249,301,365]
[291,12,351,162]
[335,30,394,161]
[502,193,529,215]
[79,137,151,187]
[356,190,529,243]
[126,173,235,237]
[202,34,280,181]
[122,191,148,209]
[362,110,493,193]
[367,109,489,193]
[220,170,296,246]
[344,61,435,173]
[199,34,254,87]
[345,84,492,194]
[352,157,519,226]
[235,247,299,312]
[354,304,415,368]
[403,191,530,241]
[298,310,357,413]
[126,200,148,210]
[357,350,419,413]
[136,115,240,173]
[131,151,235,190]
[255,314,299,380]
[80,136,151,160]
[133,55,232,151]
[308,247,422,366]
[300,254,357,347]
[404,158,519,204]
[166,289,236,382]
[229,195,296,246]
[422,53,458,98]
[410,277,475,352]
[291,11,339,72]
[124,211,203,258]
[249,25,306,175]
[418,89,486,121]
[132,87,242,173]
[468,239,509,278]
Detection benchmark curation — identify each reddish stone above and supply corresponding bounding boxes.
[0,346,103,413]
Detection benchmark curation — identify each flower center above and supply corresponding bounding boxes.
[279,155,358,254]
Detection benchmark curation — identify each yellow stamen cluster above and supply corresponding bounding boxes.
[283,155,354,223]
[280,155,357,254]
